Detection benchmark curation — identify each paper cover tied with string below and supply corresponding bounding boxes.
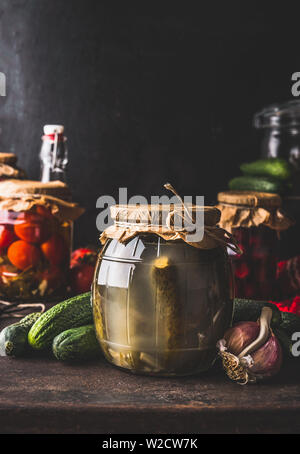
[216,191,294,233]
[0,153,26,180]
[100,183,241,254]
[0,179,84,222]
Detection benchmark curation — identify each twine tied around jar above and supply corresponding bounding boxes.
[164,183,242,254]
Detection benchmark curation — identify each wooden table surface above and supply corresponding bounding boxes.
[1,352,300,434]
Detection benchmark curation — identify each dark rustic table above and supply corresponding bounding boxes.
[1,352,300,434]
[1,316,300,434]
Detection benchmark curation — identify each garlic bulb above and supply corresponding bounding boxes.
[250,333,282,380]
[223,322,259,356]
[217,307,282,384]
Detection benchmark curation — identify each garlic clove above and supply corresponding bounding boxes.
[224,321,260,356]
[249,332,283,379]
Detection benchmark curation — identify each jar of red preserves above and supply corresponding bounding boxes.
[0,180,84,301]
[216,191,293,300]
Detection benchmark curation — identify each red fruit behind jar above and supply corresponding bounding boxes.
[70,247,97,294]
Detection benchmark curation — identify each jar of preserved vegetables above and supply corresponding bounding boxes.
[254,100,300,258]
[92,201,238,376]
[0,152,26,181]
[0,179,84,301]
[216,191,293,300]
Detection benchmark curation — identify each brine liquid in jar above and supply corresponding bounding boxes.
[93,235,233,376]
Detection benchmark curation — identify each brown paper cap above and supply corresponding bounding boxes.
[217,191,282,208]
[0,180,84,221]
[111,204,221,227]
[0,154,25,179]
[0,153,18,165]
[100,203,241,253]
[0,179,72,201]
[216,190,293,232]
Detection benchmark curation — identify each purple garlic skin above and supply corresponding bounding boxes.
[224,321,260,356]
[250,332,283,380]
[219,308,283,383]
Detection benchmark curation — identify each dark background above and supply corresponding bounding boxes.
[0,1,298,247]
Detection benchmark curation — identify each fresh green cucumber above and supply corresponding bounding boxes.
[233,298,282,327]
[228,176,284,193]
[240,158,292,181]
[52,324,100,362]
[0,312,41,357]
[279,312,300,336]
[28,292,92,350]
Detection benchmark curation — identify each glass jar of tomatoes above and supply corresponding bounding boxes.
[216,191,293,300]
[0,152,26,181]
[0,180,84,301]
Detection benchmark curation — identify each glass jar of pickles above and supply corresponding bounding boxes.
[216,191,293,300]
[92,202,237,376]
[0,180,83,301]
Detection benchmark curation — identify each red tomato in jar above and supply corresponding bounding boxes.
[0,225,16,250]
[7,240,42,270]
[35,205,53,219]
[35,205,58,229]
[41,234,68,266]
[14,212,50,244]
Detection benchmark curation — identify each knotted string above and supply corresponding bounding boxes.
[164,183,242,255]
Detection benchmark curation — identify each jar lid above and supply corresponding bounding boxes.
[111,204,221,227]
[43,125,64,135]
[216,191,293,232]
[0,179,84,221]
[0,179,72,201]
[0,153,18,165]
[100,203,242,254]
[217,191,282,209]
[254,100,300,129]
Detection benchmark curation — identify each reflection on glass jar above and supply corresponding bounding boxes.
[93,234,233,377]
